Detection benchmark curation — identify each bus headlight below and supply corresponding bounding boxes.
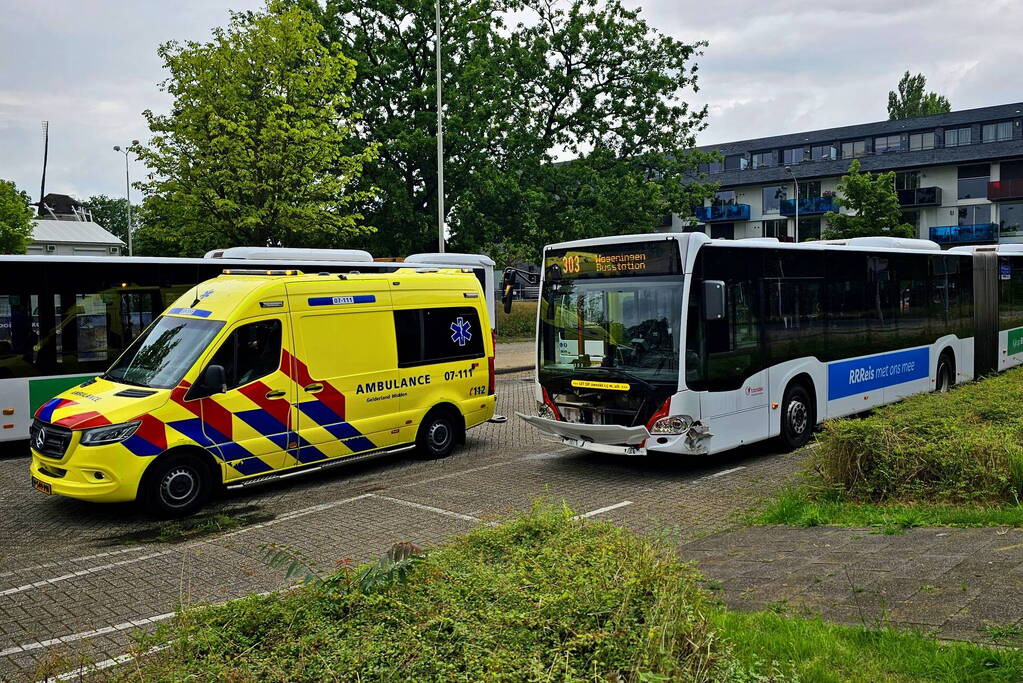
[650,415,692,435]
[80,421,141,446]
[537,401,556,421]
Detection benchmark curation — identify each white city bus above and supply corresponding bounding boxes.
[517,233,1023,456]
[0,248,494,445]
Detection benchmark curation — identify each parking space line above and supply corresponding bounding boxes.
[371,494,481,523]
[0,612,175,658]
[52,643,170,682]
[695,466,745,482]
[0,551,174,598]
[574,501,633,519]
[0,546,149,580]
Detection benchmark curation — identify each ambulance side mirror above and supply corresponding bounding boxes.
[199,364,227,397]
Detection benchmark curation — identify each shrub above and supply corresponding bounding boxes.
[128,503,730,681]
[812,368,1023,504]
[496,299,537,341]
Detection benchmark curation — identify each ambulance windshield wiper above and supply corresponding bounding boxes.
[101,372,146,388]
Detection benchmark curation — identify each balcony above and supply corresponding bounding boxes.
[928,223,999,245]
[897,186,942,207]
[779,196,837,216]
[988,179,1023,201]
[695,203,750,222]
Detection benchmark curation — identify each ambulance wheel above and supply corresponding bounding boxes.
[416,409,459,459]
[779,383,815,451]
[141,452,212,518]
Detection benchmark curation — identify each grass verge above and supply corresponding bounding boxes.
[115,504,1023,682]
[496,299,536,341]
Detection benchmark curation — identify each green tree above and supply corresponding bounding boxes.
[134,2,378,257]
[85,195,137,244]
[887,71,950,120]
[822,160,914,239]
[293,0,715,261]
[0,179,35,254]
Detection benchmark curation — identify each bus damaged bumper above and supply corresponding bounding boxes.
[516,413,713,456]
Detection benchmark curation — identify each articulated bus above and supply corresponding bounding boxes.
[0,248,494,445]
[517,233,1023,456]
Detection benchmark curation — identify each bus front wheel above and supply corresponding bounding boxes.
[779,384,815,451]
[141,451,213,518]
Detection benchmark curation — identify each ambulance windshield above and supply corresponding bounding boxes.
[105,316,224,389]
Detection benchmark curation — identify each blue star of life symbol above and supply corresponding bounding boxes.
[450,316,472,347]
[198,289,214,300]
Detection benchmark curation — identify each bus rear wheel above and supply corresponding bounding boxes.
[935,355,955,393]
[141,452,212,518]
[779,384,815,451]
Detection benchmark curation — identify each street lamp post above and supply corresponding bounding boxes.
[434,0,445,253]
[113,142,139,256]
[785,165,799,243]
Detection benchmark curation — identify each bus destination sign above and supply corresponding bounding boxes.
[544,240,680,279]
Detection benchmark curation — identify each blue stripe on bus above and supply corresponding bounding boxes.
[168,307,212,318]
[827,347,930,400]
[307,295,376,306]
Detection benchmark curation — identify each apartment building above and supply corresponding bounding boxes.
[676,101,1023,246]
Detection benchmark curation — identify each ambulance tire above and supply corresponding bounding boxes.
[415,408,461,459]
[141,451,213,518]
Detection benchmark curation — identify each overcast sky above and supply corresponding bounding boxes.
[2,0,1021,204]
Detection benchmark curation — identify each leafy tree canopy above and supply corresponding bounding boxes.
[887,71,950,120]
[292,0,715,262]
[85,195,138,245]
[822,160,915,240]
[134,2,378,257]
[0,179,35,255]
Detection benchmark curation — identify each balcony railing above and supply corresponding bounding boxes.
[897,186,942,207]
[988,179,1023,201]
[929,223,999,245]
[779,196,837,216]
[694,203,751,222]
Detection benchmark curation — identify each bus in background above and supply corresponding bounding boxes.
[516,232,1023,457]
[0,248,494,445]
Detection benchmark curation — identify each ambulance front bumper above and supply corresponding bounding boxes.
[30,446,146,503]
[516,413,649,456]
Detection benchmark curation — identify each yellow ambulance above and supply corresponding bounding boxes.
[29,267,496,515]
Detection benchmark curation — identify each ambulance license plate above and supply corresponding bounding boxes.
[32,477,51,495]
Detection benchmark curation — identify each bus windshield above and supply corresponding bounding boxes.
[539,276,682,383]
[104,316,224,389]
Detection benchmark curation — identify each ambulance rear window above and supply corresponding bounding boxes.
[394,307,485,368]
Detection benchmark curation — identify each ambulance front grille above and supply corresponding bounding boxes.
[29,420,72,459]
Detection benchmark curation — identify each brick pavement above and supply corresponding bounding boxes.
[494,340,534,373]
[679,526,1023,645]
[0,373,805,680]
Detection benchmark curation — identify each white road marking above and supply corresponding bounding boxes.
[696,466,745,482]
[371,494,481,523]
[0,612,176,658]
[51,643,170,681]
[0,551,173,597]
[574,501,633,519]
[0,546,149,580]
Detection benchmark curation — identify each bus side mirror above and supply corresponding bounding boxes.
[501,269,516,314]
[200,364,227,395]
[703,281,726,321]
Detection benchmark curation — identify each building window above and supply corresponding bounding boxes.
[874,134,902,154]
[751,151,775,169]
[958,204,991,226]
[713,190,736,206]
[895,171,921,191]
[957,164,990,200]
[725,154,748,172]
[841,140,867,159]
[763,219,789,240]
[908,132,935,151]
[798,180,821,198]
[982,121,1013,143]
[1000,203,1023,235]
[783,148,806,165]
[945,127,972,147]
[762,185,787,214]
[902,210,920,231]
[811,145,837,162]
[798,217,822,241]
[705,161,724,174]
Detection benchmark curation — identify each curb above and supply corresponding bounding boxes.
[495,365,533,375]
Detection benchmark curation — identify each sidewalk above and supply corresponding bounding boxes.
[495,341,534,374]
[679,525,1023,644]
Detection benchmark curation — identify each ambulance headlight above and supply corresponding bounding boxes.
[650,415,692,435]
[80,421,141,446]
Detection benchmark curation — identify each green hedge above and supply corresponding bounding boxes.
[812,368,1023,504]
[496,300,537,341]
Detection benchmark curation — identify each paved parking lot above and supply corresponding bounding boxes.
[0,373,803,680]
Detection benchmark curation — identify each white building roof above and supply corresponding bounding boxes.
[31,220,125,246]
